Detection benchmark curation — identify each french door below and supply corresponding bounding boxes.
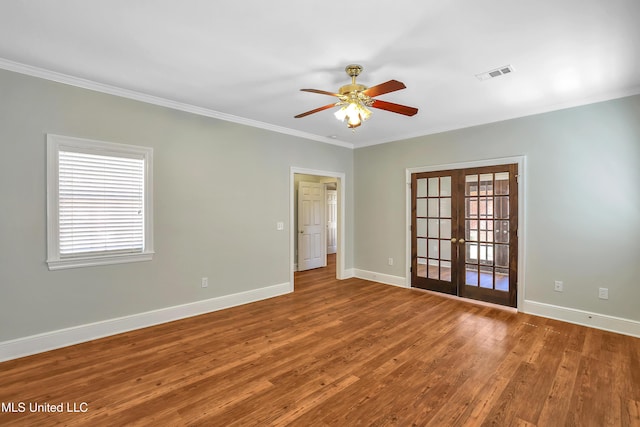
[411,164,518,307]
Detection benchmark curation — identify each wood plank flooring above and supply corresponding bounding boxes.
[1,255,639,426]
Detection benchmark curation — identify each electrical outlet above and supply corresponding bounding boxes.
[554,280,563,292]
[388,257,394,266]
[598,287,608,300]
[201,277,208,288]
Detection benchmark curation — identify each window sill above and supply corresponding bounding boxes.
[47,252,154,271]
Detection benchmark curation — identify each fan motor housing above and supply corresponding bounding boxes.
[339,83,367,95]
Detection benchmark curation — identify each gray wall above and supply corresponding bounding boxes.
[0,69,354,341]
[1,65,638,344]
[354,94,640,321]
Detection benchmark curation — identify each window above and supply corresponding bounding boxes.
[46,134,153,270]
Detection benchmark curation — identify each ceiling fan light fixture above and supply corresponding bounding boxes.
[333,105,348,121]
[334,100,371,128]
[295,64,418,127]
[347,115,362,129]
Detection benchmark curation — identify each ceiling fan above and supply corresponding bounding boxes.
[294,64,418,129]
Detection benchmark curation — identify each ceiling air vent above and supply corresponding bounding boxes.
[475,65,514,81]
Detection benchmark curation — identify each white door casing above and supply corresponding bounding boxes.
[326,189,337,254]
[298,181,325,271]
[290,167,346,287]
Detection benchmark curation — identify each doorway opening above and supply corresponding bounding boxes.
[290,168,346,290]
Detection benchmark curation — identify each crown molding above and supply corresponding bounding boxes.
[0,58,354,149]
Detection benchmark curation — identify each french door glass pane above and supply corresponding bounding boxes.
[478,221,494,242]
[466,243,477,263]
[428,199,439,217]
[440,261,451,281]
[495,172,509,195]
[428,219,439,237]
[428,239,439,258]
[428,178,439,196]
[466,265,478,285]
[495,220,509,243]
[482,197,494,216]
[466,220,478,241]
[440,240,451,261]
[441,176,451,196]
[496,244,509,268]
[480,173,493,195]
[417,238,427,257]
[479,266,494,288]
[428,261,439,279]
[467,198,478,218]
[495,197,509,219]
[417,218,427,237]
[480,244,494,265]
[495,267,509,291]
[417,259,427,278]
[417,178,428,197]
[440,219,451,239]
[440,198,451,218]
[417,198,427,217]
[466,175,478,196]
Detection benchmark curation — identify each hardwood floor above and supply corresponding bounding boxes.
[1,255,639,426]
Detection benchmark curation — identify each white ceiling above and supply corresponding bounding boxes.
[1,1,639,148]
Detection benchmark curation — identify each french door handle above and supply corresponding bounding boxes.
[451,238,457,243]
[459,238,465,244]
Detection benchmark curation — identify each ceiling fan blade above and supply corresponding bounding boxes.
[371,99,418,116]
[363,80,406,97]
[294,103,337,118]
[300,88,341,97]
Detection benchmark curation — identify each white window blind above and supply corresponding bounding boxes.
[58,150,145,256]
[47,134,153,270]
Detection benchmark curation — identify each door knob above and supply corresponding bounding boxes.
[451,238,457,243]
[459,238,465,244]
[299,230,304,234]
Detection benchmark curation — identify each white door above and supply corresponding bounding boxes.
[326,189,337,254]
[298,181,325,271]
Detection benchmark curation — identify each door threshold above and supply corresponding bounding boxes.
[416,288,518,313]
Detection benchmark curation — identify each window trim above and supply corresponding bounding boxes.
[46,134,154,270]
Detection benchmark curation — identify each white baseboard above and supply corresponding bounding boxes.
[342,268,355,279]
[522,300,640,338]
[354,269,407,288]
[349,269,640,338]
[0,282,291,362]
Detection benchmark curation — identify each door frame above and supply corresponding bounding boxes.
[405,156,527,310]
[325,186,338,255]
[290,167,347,289]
